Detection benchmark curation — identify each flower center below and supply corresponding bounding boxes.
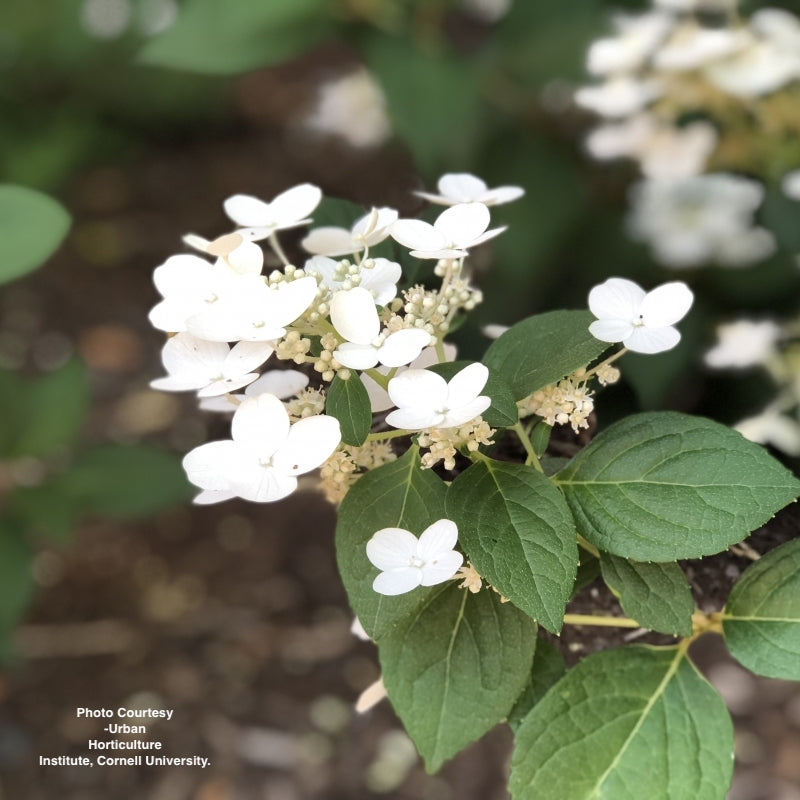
[408,555,425,569]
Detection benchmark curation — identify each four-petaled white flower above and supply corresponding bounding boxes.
[391,202,505,259]
[223,183,322,241]
[366,519,464,595]
[330,287,431,369]
[304,255,401,307]
[414,173,524,207]
[588,277,694,354]
[302,207,398,257]
[151,332,274,397]
[183,393,341,504]
[386,362,490,430]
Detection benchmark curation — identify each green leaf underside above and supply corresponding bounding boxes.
[555,412,800,561]
[483,310,609,401]
[508,638,565,732]
[600,554,694,637]
[446,459,578,633]
[380,584,537,772]
[427,361,518,428]
[510,646,734,800]
[723,537,800,680]
[326,373,372,446]
[0,184,70,285]
[335,447,449,641]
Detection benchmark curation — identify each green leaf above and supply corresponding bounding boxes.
[310,196,366,230]
[600,554,694,636]
[326,373,372,446]
[723,537,800,680]
[138,0,332,75]
[510,646,734,800]
[571,552,600,599]
[555,412,800,561]
[427,361,518,429]
[483,310,609,401]
[0,184,70,285]
[508,638,565,733]
[52,444,192,518]
[446,459,578,632]
[380,584,537,772]
[0,519,35,648]
[335,446,449,640]
[0,358,88,458]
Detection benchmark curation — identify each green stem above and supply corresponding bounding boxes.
[364,368,389,390]
[512,422,543,473]
[563,614,641,629]
[584,346,627,379]
[269,231,291,266]
[577,535,600,559]
[435,337,446,363]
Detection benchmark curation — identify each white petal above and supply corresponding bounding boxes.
[330,287,380,344]
[373,568,423,595]
[183,440,239,491]
[639,282,693,327]
[150,375,210,392]
[388,368,447,410]
[246,369,308,399]
[272,414,341,476]
[269,183,322,227]
[420,551,464,586]
[197,374,260,397]
[334,343,380,370]
[377,329,431,367]
[361,370,392,412]
[588,277,646,321]
[446,363,488,406]
[222,340,274,379]
[367,528,418,570]
[227,240,264,274]
[481,186,525,205]
[624,325,680,354]
[360,257,401,306]
[391,219,446,252]
[409,247,469,260]
[160,332,228,381]
[438,173,488,202]
[261,276,319,328]
[589,318,635,343]
[303,255,340,287]
[302,227,357,257]
[230,468,298,503]
[193,489,238,505]
[355,677,387,712]
[231,394,290,456]
[153,254,215,297]
[416,518,458,559]
[469,225,507,248]
[385,407,443,430]
[224,194,271,227]
[434,203,490,247]
[441,396,491,428]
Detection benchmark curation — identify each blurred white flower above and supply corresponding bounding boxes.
[783,170,800,201]
[151,332,273,397]
[183,393,341,504]
[223,184,322,241]
[653,22,751,72]
[627,174,775,268]
[366,519,464,595]
[302,207,398,257]
[304,68,391,149]
[330,287,430,369]
[305,255,401,307]
[588,277,693,354]
[391,203,505,259]
[704,320,781,369]
[574,76,662,118]
[386,362,490,430]
[586,12,674,76]
[735,407,800,456]
[414,173,524,207]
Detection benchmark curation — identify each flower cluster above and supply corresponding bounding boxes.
[575,1,800,268]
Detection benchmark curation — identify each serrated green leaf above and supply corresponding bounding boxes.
[380,584,536,772]
[0,184,70,285]
[138,0,332,75]
[326,373,372,446]
[600,554,694,636]
[555,412,800,561]
[723,537,800,680]
[483,310,609,401]
[52,444,192,517]
[427,360,518,429]
[508,638,564,732]
[510,646,734,800]
[335,446,449,640]
[446,459,578,632]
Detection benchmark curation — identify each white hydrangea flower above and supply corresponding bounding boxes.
[186,275,319,342]
[735,407,800,456]
[366,519,464,595]
[302,207,398,257]
[304,255,401,307]
[627,175,775,268]
[414,173,524,207]
[574,76,662,118]
[386,362,490,430]
[150,332,274,397]
[653,22,751,72]
[704,320,781,369]
[330,287,431,370]
[391,202,505,259]
[782,170,800,201]
[223,183,322,241]
[182,232,263,275]
[198,369,309,413]
[586,11,674,76]
[588,277,693,354]
[183,393,341,504]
